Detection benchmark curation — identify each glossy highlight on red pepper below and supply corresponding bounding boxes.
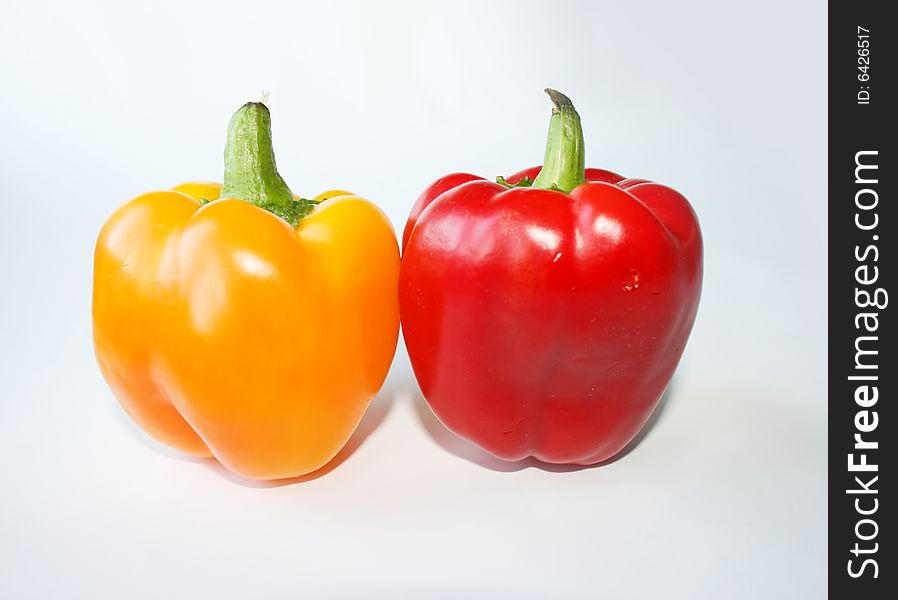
[400,90,702,465]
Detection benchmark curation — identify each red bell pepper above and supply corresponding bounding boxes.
[400,90,702,465]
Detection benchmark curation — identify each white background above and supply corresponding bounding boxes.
[0,1,826,597]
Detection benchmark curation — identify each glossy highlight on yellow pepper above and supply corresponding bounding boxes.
[93,103,400,480]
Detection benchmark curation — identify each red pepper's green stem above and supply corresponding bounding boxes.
[220,102,316,227]
[531,89,586,194]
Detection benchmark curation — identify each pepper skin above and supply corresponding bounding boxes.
[94,103,399,480]
[400,90,702,465]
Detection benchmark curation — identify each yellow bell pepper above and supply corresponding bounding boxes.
[93,102,400,480]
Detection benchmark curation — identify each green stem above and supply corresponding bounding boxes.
[220,102,316,227]
[530,89,586,193]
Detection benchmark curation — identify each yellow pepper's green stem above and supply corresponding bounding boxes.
[531,89,586,194]
[220,102,316,227]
